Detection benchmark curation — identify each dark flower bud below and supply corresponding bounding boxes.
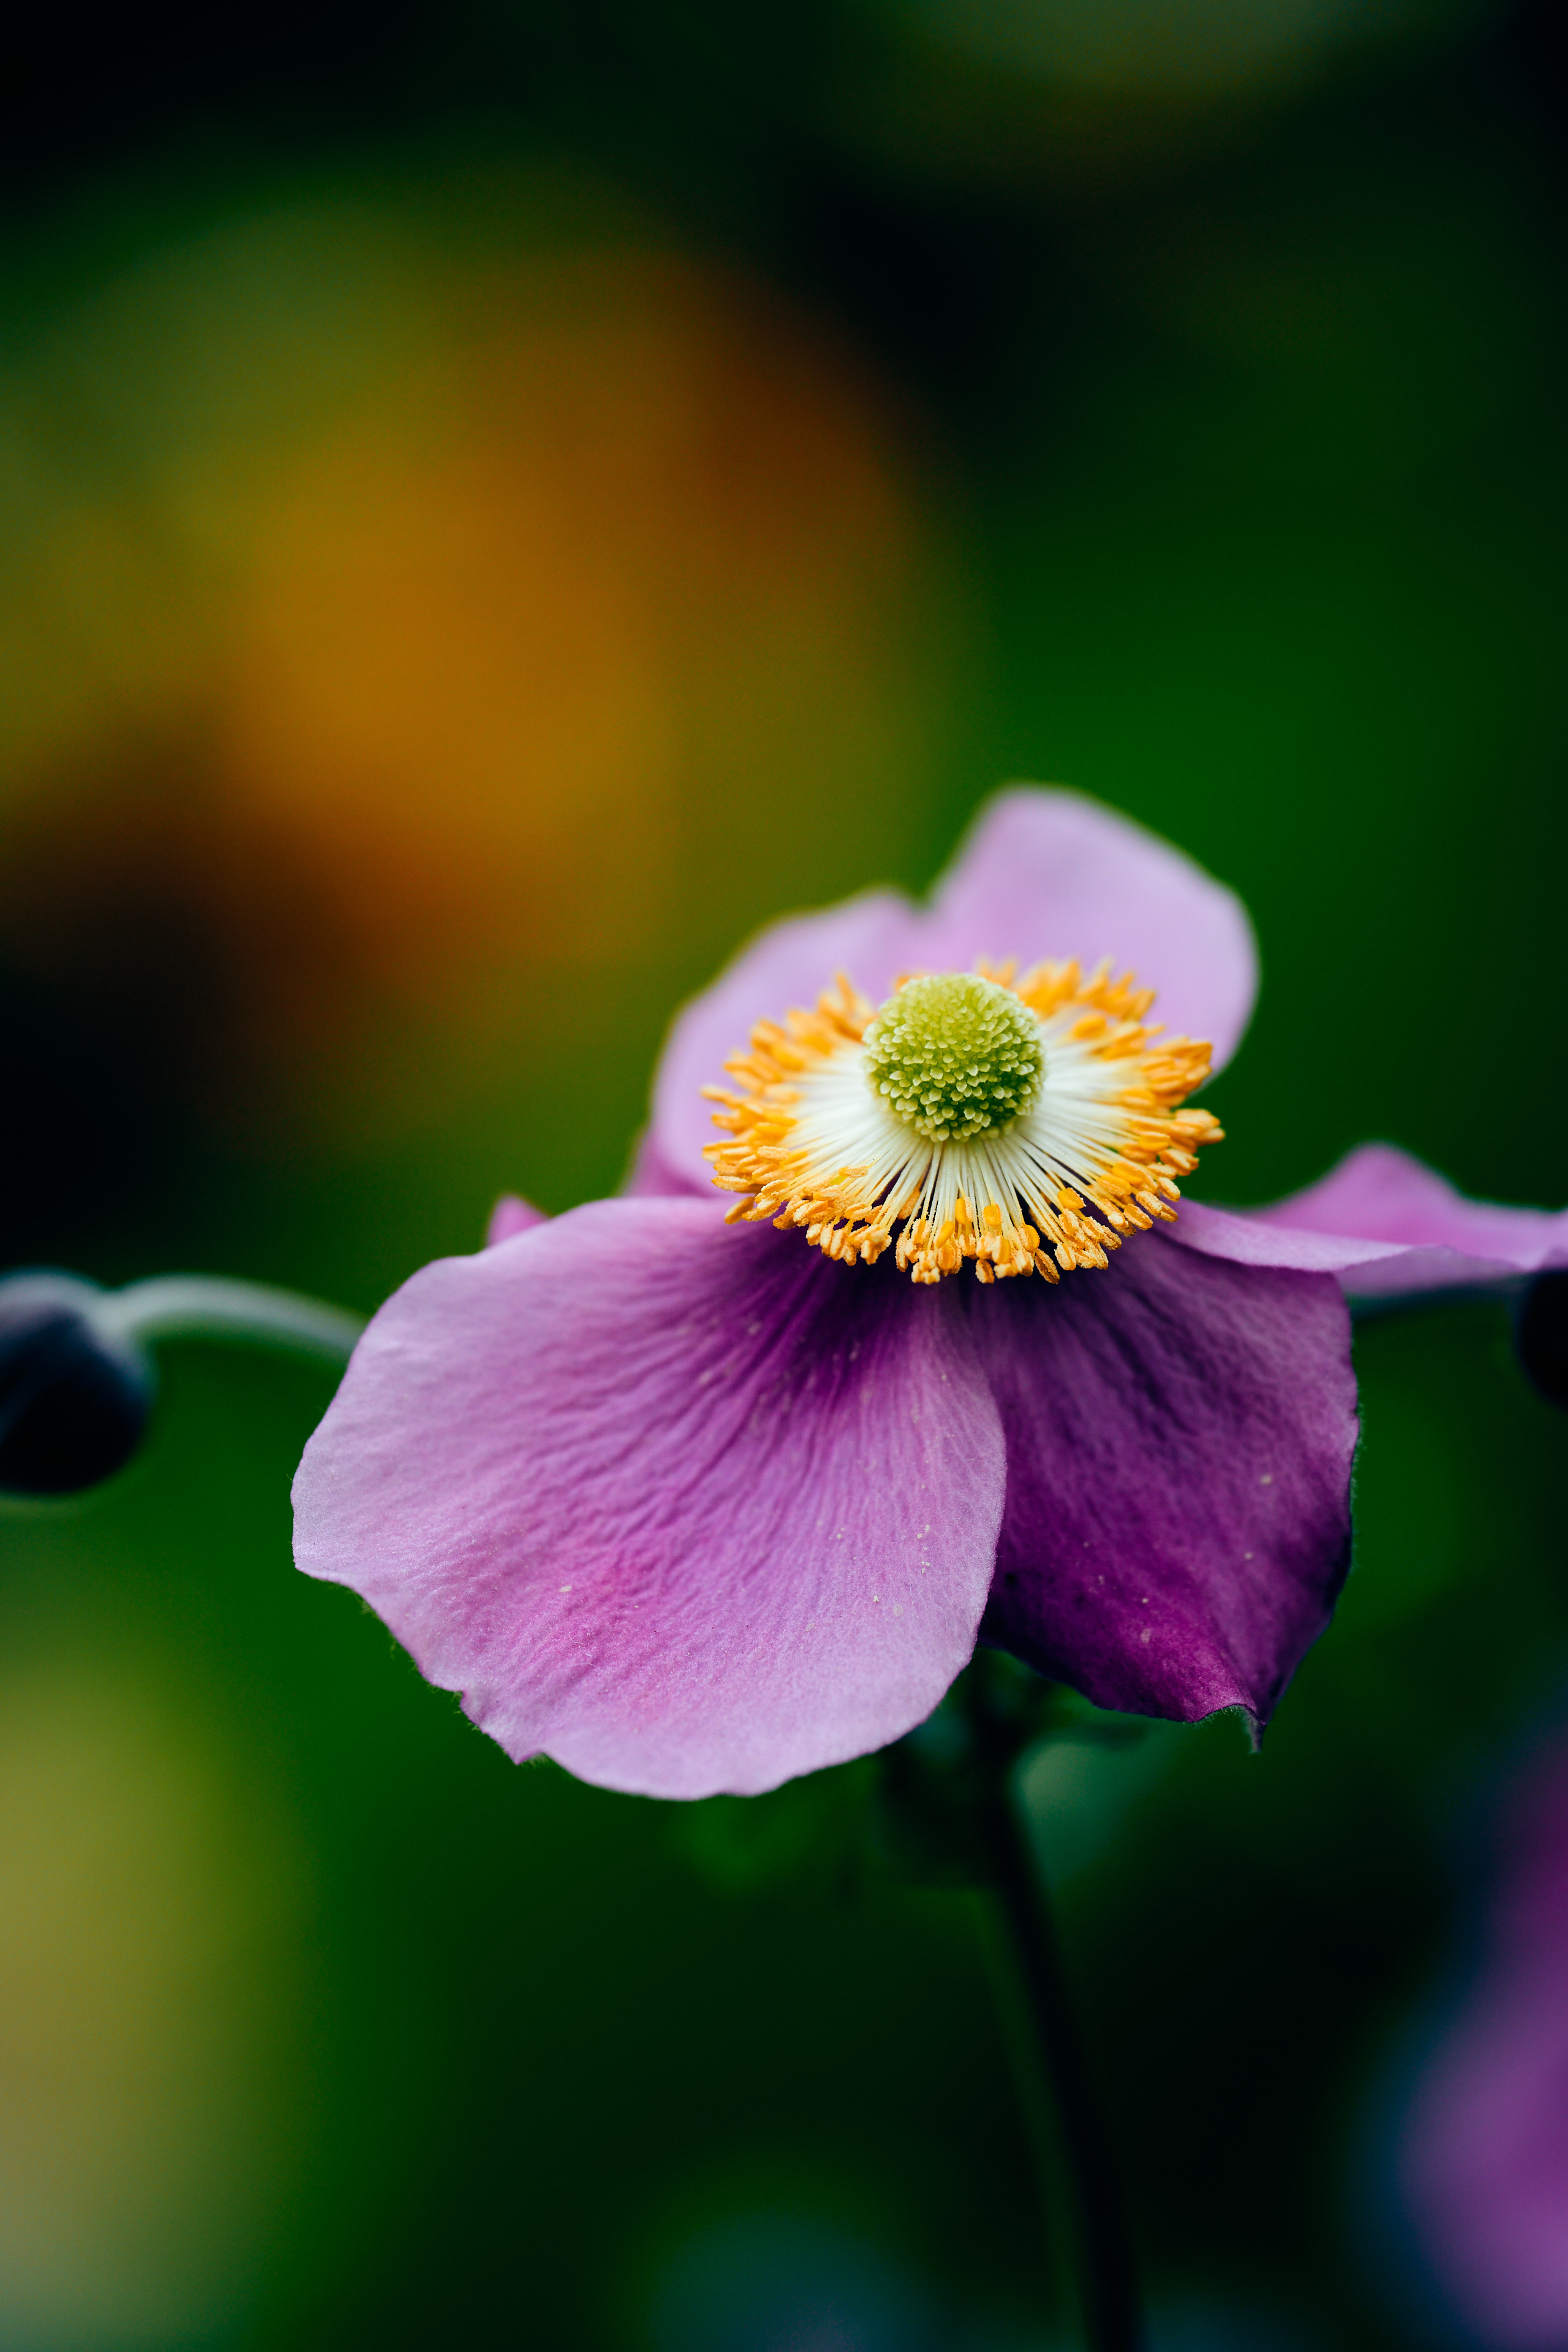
[0,1274,153,1497]
[1517,1270,1568,1411]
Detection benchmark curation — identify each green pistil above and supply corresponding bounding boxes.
[863,973,1043,1144]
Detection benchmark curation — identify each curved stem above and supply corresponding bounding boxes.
[98,1276,364,1364]
[979,1766,1145,2352]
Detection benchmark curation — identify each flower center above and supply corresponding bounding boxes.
[862,973,1042,1144]
[703,957,1222,1285]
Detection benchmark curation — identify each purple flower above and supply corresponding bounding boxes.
[1400,1741,1568,2347]
[295,789,1374,1799]
[1180,1142,1568,1305]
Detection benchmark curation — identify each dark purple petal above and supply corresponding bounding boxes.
[648,789,1257,1190]
[484,1194,547,1246]
[1176,1144,1568,1300]
[293,1198,1005,1798]
[971,1231,1356,1727]
[1401,1746,1568,2345]
[922,790,1257,1074]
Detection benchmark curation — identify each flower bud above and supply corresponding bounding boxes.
[1517,1269,1568,1411]
[0,1274,153,1497]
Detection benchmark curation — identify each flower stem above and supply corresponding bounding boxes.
[96,1276,364,1363]
[978,1765,1145,2352]
[883,1662,1147,2346]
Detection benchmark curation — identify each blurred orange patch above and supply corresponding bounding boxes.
[0,197,966,1147]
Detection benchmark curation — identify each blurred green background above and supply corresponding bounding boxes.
[0,0,1563,2343]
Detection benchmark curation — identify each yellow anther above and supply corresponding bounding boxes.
[704,949,1219,1286]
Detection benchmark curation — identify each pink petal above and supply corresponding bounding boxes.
[1402,1749,1568,2345]
[1174,1144,1568,1299]
[484,1194,547,1246]
[649,790,1257,1191]
[293,1198,1005,1799]
[1403,1969,1568,2345]
[971,1232,1356,1728]
[622,1127,706,1199]
[921,790,1257,1075]
[650,890,925,1193]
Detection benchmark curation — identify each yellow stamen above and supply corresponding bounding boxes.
[704,957,1223,1284]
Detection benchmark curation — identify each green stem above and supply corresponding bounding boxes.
[943,1662,1144,2352]
[97,1276,364,1363]
[978,1765,1145,2352]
